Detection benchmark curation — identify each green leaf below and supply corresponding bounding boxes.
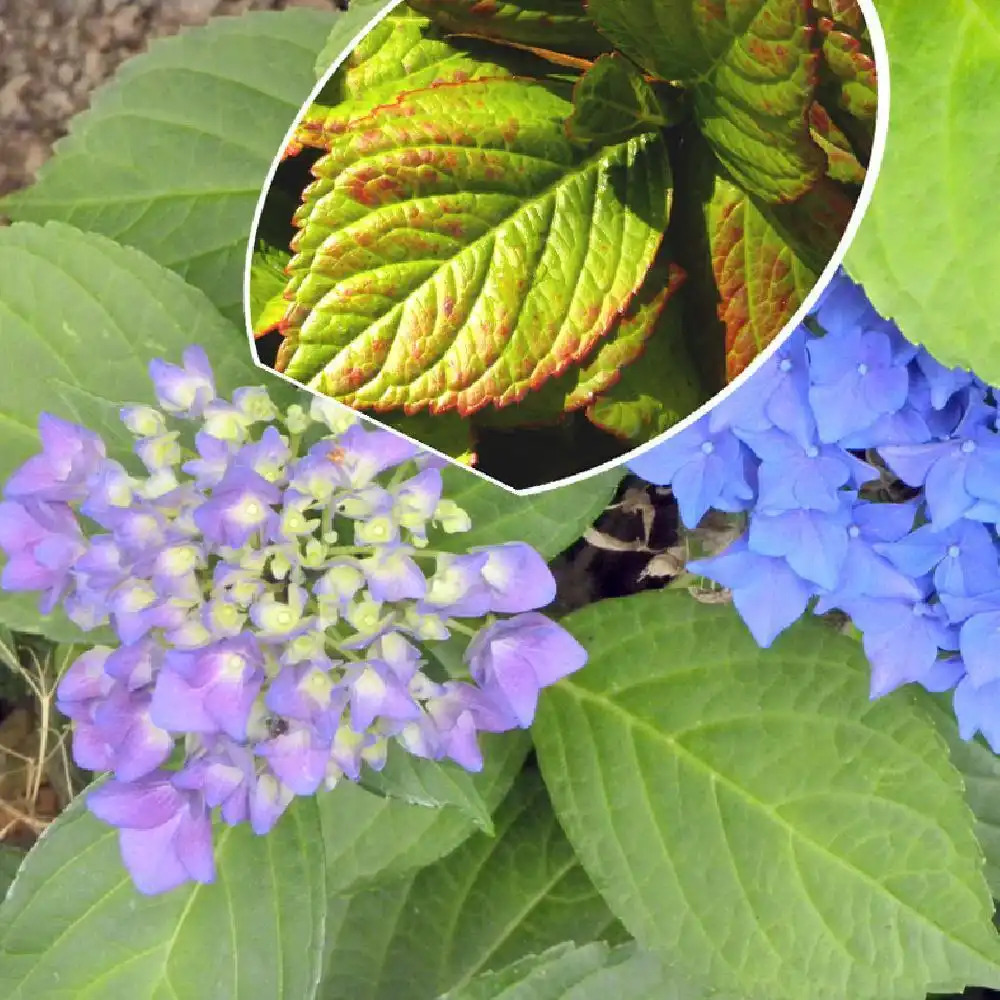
[533,592,1000,1000]
[318,769,624,1000]
[845,0,1000,384]
[359,742,496,834]
[317,730,529,898]
[0,794,326,1000]
[921,691,1000,901]
[707,171,853,379]
[0,10,335,323]
[0,848,24,902]
[0,222,257,485]
[314,0,397,79]
[434,466,623,558]
[0,592,113,647]
[586,0,824,202]
[567,53,677,145]
[278,76,670,417]
[443,942,705,1000]
[404,0,611,60]
[584,271,704,443]
[249,244,292,336]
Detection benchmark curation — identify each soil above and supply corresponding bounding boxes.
[0,0,337,198]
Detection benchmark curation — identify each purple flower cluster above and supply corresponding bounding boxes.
[0,348,586,895]
[628,272,1000,749]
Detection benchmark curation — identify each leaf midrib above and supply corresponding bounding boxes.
[558,677,1000,970]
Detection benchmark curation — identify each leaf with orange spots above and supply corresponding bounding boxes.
[405,0,612,60]
[708,172,853,380]
[808,101,865,185]
[472,261,698,430]
[273,76,671,417]
[817,11,878,124]
[585,273,705,443]
[586,0,825,202]
[294,10,515,156]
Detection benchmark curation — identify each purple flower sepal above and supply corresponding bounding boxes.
[255,722,332,796]
[475,542,556,613]
[4,413,105,503]
[0,499,86,612]
[173,738,255,827]
[419,553,492,618]
[465,613,587,728]
[194,465,280,548]
[150,635,265,741]
[360,544,427,602]
[87,773,215,895]
[148,345,215,418]
[335,424,419,488]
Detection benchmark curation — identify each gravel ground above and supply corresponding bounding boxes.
[0,0,341,199]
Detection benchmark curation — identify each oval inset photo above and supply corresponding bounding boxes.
[246,0,886,492]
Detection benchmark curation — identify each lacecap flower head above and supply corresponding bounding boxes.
[0,346,586,895]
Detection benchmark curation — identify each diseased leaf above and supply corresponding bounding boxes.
[586,282,704,442]
[359,742,496,834]
[817,11,878,122]
[0,795,326,1000]
[404,0,611,60]
[295,10,514,156]
[708,172,853,379]
[275,76,670,417]
[808,102,866,185]
[0,10,335,323]
[443,942,705,1000]
[434,466,623,557]
[814,0,865,34]
[565,265,687,410]
[586,0,825,202]
[566,53,676,144]
[845,0,1000,384]
[318,770,625,1000]
[317,731,528,898]
[533,592,1000,1000]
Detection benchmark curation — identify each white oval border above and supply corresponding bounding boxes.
[243,0,891,497]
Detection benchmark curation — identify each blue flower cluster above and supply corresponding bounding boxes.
[629,272,1000,749]
[0,348,586,895]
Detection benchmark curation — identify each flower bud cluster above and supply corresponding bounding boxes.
[0,347,586,894]
[629,271,1000,749]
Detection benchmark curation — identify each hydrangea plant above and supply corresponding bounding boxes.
[1,4,1000,1000]
[628,270,1000,749]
